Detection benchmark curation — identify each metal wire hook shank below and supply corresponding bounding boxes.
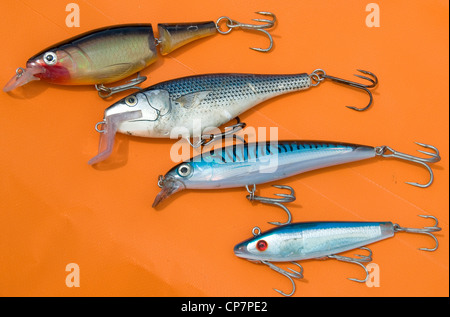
[327,247,373,283]
[216,11,277,52]
[375,142,441,188]
[309,69,378,111]
[394,215,441,252]
[95,72,146,99]
[260,260,304,297]
[246,185,296,226]
[187,117,246,148]
[250,226,303,296]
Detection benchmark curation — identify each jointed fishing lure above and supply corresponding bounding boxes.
[88,70,378,164]
[234,215,441,296]
[4,12,276,97]
[154,140,440,224]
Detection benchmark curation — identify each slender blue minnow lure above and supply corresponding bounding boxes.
[234,215,441,296]
[153,140,440,208]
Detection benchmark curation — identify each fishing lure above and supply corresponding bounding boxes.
[154,140,440,224]
[88,70,378,164]
[234,215,441,296]
[3,12,276,97]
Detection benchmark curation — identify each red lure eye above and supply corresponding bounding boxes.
[256,240,268,251]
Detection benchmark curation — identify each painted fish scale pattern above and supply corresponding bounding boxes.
[152,73,311,105]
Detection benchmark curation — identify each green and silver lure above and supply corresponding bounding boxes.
[4,12,276,98]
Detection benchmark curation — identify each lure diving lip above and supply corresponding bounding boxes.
[3,65,42,92]
[152,177,185,208]
[89,110,143,165]
[4,12,276,96]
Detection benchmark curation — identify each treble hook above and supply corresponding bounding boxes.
[95,72,147,99]
[375,142,441,188]
[246,184,296,226]
[216,11,277,52]
[187,117,247,148]
[260,248,369,296]
[327,247,373,283]
[309,69,378,111]
[393,215,441,251]
[260,260,304,296]
[250,226,303,296]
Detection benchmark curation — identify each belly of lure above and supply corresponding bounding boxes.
[5,22,222,90]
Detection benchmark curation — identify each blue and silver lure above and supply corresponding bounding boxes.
[234,215,441,296]
[153,140,441,212]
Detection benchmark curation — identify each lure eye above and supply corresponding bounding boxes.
[43,52,57,65]
[256,240,268,252]
[177,164,192,177]
[125,95,138,107]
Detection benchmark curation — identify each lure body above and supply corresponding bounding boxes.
[5,13,277,92]
[152,141,375,206]
[4,25,158,90]
[234,221,395,262]
[109,73,311,138]
[158,22,217,55]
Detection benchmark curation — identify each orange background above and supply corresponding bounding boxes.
[0,0,448,297]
